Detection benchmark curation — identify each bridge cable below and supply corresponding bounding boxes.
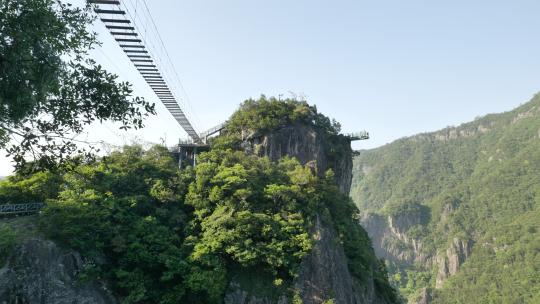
[88,0,203,143]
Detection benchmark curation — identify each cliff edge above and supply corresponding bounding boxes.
[224,115,394,304]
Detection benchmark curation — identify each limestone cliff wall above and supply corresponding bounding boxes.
[244,124,353,194]
[0,238,116,304]
[360,213,472,303]
[293,215,380,304]
[225,125,388,304]
[360,213,431,267]
[435,238,472,289]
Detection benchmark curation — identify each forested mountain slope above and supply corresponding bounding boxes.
[351,93,540,303]
[1,98,398,304]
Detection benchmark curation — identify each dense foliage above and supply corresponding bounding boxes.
[0,144,391,303]
[351,93,540,303]
[0,0,154,169]
[226,96,341,136]
[0,98,398,303]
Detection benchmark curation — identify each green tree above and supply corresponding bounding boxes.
[0,0,155,169]
[224,95,341,140]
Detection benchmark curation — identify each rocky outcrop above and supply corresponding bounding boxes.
[416,288,431,304]
[245,124,353,194]
[225,214,386,304]
[225,124,387,304]
[295,215,378,304]
[362,213,465,303]
[361,212,473,301]
[360,213,430,266]
[0,238,116,304]
[435,238,472,288]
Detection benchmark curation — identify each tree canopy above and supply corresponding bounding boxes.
[0,143,398,303]
[0,0,155,169]
[223,95,341,138]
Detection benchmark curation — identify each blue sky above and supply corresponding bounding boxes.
[1,0,540,174]
[141,0,540,148]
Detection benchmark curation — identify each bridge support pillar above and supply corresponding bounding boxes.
[178,146,184,170]
[176,143,208,170]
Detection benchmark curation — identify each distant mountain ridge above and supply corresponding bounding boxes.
[351,93,540,303]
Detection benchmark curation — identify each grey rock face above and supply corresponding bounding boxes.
[224,125,388,304]
[0,238,116,304]
[224,282,288,304]
[360,213,431,267]
[225,214,385,304]
[361,212,473,300]
[246,124,353,194]
[435,238,472,288]
[416,288,431,304]
[295,215,378,304]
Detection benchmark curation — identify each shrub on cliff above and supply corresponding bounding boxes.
[223,95,341,138]
[0,224,18,266]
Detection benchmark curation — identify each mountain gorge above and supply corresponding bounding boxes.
[351,94,540,303]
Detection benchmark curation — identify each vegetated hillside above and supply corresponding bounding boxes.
[0,97,398,304]
[351,93,540,303]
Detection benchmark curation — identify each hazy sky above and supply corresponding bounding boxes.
[1,0,540,175]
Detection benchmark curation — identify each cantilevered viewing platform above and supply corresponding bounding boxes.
[346,131,370,141]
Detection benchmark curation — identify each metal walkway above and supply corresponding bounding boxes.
[0,203,44,215]
[199,122,226,142]
[346,131,370,141]
[88,0,203,143]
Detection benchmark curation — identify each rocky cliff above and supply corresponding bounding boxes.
[434,238,472,289]
[0,102,395,304]
[225,124,390,304]
[244,124,353,194]
[293,215,380,304]
[360,213,429,267]
[0,237,116,304]
[360,213,471,291]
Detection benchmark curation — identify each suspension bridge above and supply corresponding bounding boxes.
[87,0,368,165]
[1,1,370,216]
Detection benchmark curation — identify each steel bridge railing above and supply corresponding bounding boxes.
[345,131,370,141]
[0,203,45,215]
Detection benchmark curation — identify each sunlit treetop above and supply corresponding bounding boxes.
[225,96,341,136]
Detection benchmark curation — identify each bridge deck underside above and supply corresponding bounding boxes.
[89,0,202,143]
